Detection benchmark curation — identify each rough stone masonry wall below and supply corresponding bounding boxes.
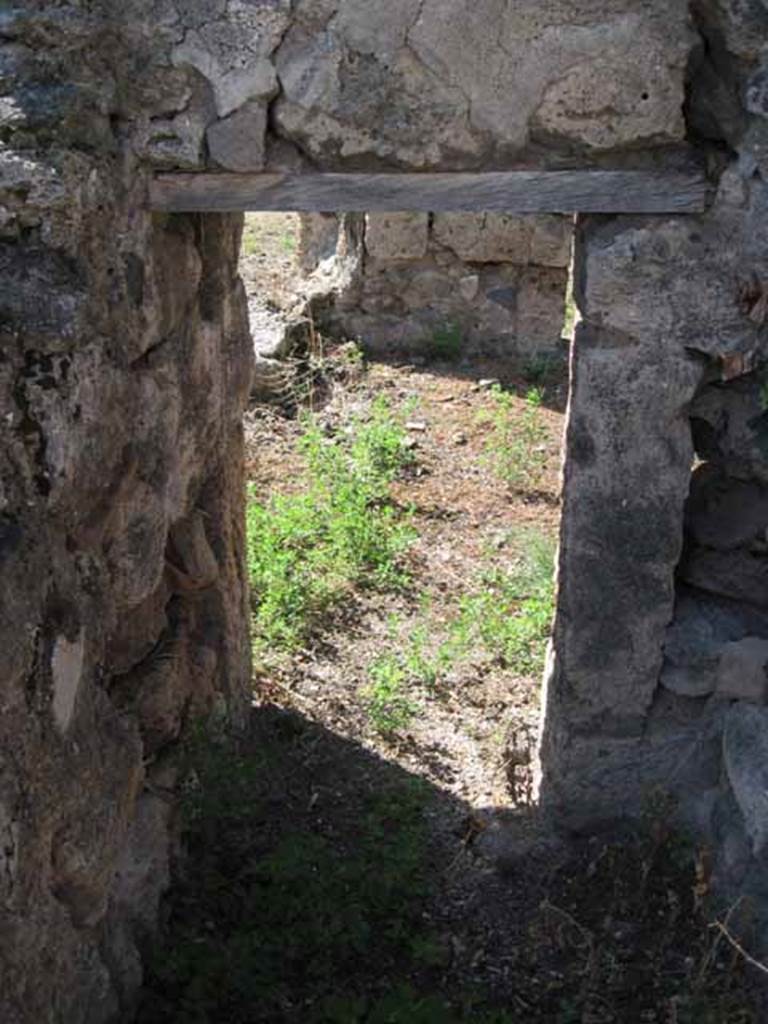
[115,0,695,176]
[4,0,766,1020]
[538,0,768,955]
[301,212,572,359]
[0,6,253,1022]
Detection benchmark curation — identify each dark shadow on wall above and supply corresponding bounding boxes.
[136,703,755,1024]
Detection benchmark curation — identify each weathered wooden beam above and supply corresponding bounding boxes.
[149,170,708,214]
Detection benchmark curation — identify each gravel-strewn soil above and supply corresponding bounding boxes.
[244,353,565,809]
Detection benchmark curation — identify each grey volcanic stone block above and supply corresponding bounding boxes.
[365,213,429,261]
[275,0,693,169]
[686,466,768,551]
[724,704,768,855]
[680,547,768,608]
[207,99,267,172]
[540,170,768,819]
[660,663,718,698]
[717,638,768,703]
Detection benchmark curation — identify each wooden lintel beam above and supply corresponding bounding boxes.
[148,170,708,215]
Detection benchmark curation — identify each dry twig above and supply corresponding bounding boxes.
[710,904,768,977]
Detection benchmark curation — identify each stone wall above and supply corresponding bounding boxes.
[301,212,572,359]
[538,0,768,957]
[106,0,696,177]
[4,0,768,1019]
[0,6,252,1021]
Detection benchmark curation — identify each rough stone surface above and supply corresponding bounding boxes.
[432,214,572,267]
[5,0,768,1018]
[681,546,768,607]
[539,166,768,804]
[364,213,429,261]
[717,638,768,703]
[685,465,768,550]
[171,3,289,117]
[298,213,344,273]
[724,704,768,855]
[535,0,768,960]
[660,662,718,698]
[691,376,768,486]
[312,212,571,358]
[659,588,768,699]
[207,99,267,171]
[0,7,253,1022]
[274,0,694,169]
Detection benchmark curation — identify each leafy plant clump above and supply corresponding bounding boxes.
[139,723,515,1024]
[456,528,556,675]
[427,321,463,361]
[363,653,419,735]
[484,385,549,491]
[139,724,752,1024]
[521,351,567,387]
[361,529,556,733]
[247,397,416,654]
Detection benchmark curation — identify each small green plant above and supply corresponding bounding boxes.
[240,220,260,258]
[142,713,753,1024]
[367,529,556,699]
[427,321,463,361]
[240,214,298,260]
[363,653,418,735]
[484,385,550,492]
[562,290,577,339]
[521,353,553,385]
[453,528,555,675]
[404,625,456,688]
[339,340,366,368]
[140,725,443,1024]
[247,398,416,655]
[361,622,459,732]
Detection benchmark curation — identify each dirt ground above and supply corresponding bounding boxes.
[241,371,752,1020]
[244,351,564,806]
[240,212,302,311]
[240,208,562,817]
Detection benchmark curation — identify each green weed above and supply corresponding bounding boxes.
[562,261,578,339]
[247,397,415,654]
[240,222,260,258]
[427,321,463,361]
[240,215,298,260]
[562,291,577,339]
[140,727,439,1024]
[338,340,366,368]
[484,385,549,492]
[455,528,556,675]
[140,713,751,1024]
[521,351,566,387]
[404,625,456,689]
[363,653,419,735]
[362,528,555,730]
[362,623,461,733]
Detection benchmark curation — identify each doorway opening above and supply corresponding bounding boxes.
[240,208,573,812]
[137,206,752,1024]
